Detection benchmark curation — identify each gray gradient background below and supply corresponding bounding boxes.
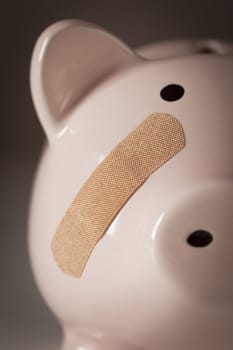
[1,0,233,349]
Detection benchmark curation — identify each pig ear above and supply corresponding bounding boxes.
[30,20,138,141]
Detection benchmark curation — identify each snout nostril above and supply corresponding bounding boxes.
[187,230,213,248]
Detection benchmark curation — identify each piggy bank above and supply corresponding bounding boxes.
[29,20,233,350]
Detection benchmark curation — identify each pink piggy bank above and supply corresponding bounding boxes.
[29,20,233,350]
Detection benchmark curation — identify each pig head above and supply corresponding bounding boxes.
[29,20,233,350]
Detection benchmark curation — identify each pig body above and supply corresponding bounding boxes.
[29,20,233,350]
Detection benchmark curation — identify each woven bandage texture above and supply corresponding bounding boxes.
[52,113,185,277]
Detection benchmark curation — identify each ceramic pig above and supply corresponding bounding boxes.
[29,20,233,350]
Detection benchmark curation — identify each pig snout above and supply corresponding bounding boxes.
[153,180,233,304]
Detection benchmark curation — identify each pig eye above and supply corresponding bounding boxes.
[198,46,215,54]
[187,230,213,248]
[160,84,185,102]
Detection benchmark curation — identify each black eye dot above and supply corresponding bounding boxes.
[198,46,215,54]
[160,84,185,102]
[187,230,213,248]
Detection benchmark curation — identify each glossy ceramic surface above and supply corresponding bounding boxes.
[29,20,233,350]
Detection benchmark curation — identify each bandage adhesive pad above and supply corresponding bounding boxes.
[51,113,185,277]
